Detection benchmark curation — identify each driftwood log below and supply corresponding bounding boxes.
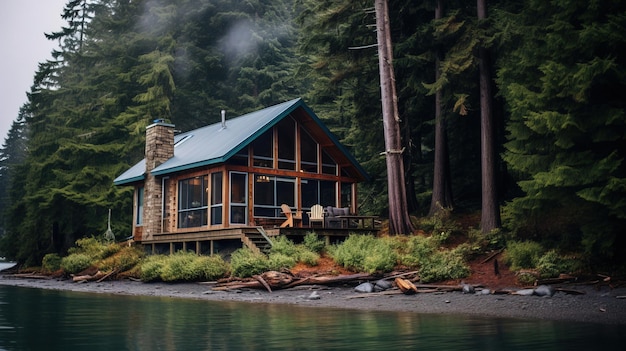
[72,271,107,282]
[213,271,376,292]
[394,278,418,294]
[72,268,118,283]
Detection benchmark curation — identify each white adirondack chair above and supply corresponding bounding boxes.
[308,204,325,228]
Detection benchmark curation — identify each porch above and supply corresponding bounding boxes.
[140,225,379,256]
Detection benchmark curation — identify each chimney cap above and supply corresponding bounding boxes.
[146,120,175,130]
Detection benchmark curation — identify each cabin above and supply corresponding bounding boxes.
[114,98,375,255]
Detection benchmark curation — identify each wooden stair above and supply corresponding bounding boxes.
[242,227,275,254]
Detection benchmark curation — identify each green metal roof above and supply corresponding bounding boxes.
[113,98,368,185]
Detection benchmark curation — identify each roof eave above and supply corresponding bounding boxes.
[113,175,145,186]
[151,157,226,176]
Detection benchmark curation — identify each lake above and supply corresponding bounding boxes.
[0,263,624,350]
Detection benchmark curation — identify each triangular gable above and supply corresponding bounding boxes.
[113,98,368,185]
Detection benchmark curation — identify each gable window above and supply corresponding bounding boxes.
[228,148,249,166]
[136,187,144,225]
[322,150,337,175]
[178,176,208,228]
[254,175,296,217]
[252,129,273,168]
[301,128,318,173]
[277,117,296,170]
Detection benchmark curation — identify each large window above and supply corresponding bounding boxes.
[178,176,208,228]
[320,180,337,207]
[300,128,318,173]
[322,150,337,175]
[253,174,296,217]
[277,117,296,170]
[136,187,144,225]
[230,172,247,224]
[301,179,336,209]
[210,172,223,225]
[301,179,319,209]
[252,130,273,168]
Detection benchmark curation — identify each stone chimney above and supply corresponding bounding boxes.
[145,120,175,172]
[142,120,175,240]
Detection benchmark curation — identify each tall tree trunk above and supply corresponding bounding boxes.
[429,0,454,216]
[375,0,415,234]
[477,0,501,233]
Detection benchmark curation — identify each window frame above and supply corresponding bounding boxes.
[177,176,208,229]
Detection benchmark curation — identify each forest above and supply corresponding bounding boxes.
[0,0,624,271]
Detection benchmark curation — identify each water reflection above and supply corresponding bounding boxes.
[0,285,623,350]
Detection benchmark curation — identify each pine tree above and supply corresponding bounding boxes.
[428,0,455,216]
[476,0,501,233]
[0,106,28,237]
[497,0,626,261]
[375,0,414,234]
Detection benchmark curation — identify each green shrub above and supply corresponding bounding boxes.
[467,227,505,251]
[329,235,396,273]
[418,248,470,283]
[395,235,470,283]
[504,241,544,271]
[269,236,298,257]
[517,271,538,285]
[536,250,584,278]
[268,236,320,268]
[159,252,198,282]
[296,249,320,266]
[268,253,297,271]
[68,237,106,258]
[42,253,62,273]
[418,208,459,238]
[139,252,229,282]
[60,253,93,274]
[396,235,438,268]
[140,255,166,282]
[101,242,122,258]
[230,248,270,278]
[302,232,325,253]
[98,246,144,272]
[189,255,229,281]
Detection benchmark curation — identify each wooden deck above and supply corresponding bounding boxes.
[140,225,379,255]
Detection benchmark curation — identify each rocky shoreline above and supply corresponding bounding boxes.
[1,274,625,325]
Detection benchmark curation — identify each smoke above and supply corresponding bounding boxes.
[218,20,260,63]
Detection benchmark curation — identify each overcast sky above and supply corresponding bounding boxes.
[0,0,66,143]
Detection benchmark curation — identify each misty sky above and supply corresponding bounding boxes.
[0,0,66,143]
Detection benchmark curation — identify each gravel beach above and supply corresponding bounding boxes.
[2,275,624,325]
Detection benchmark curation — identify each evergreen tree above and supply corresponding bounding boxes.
[477,0,501,233]
[375,0,415,234]
[497,0,626,262]
[428,0,455,216]
[0,107,28,238]
[2,0,304,264]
